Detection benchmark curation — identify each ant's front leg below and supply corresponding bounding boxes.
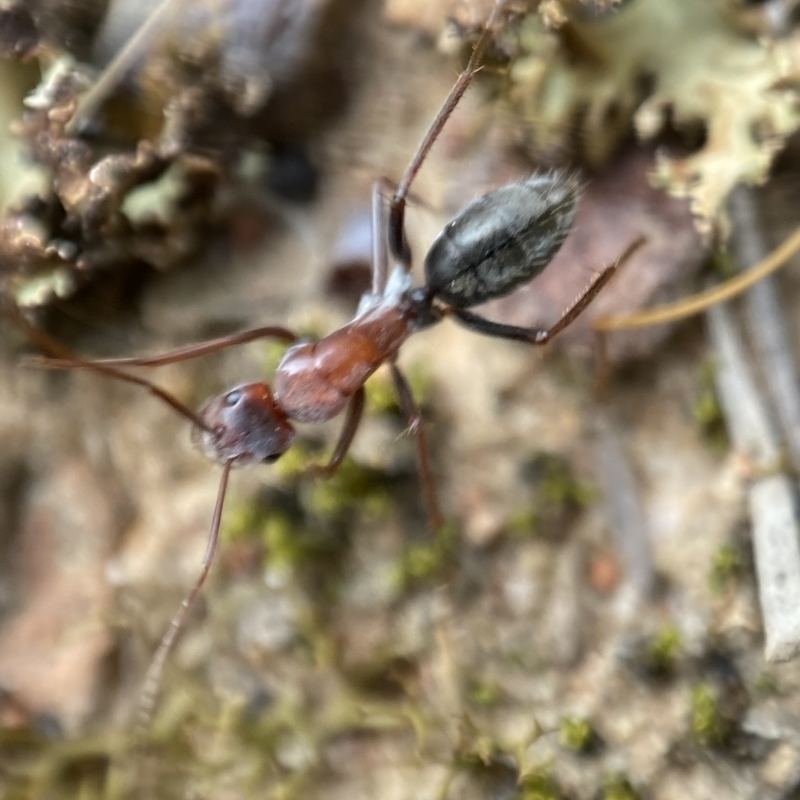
[387,0,515,255]
[371,177,412,299]
[376,1,517,288]
[300,387,366,479]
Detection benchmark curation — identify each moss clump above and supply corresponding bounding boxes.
[512,452,594,539]
[558,716,594,753]
[222,496,268,543]
[519,771,562,800]
[262,513,315,572]
[364,362,433,416]
[364,368,398,415]
[272,441,316,480]
[601,774,641,800]
[693,361,727,448]
[690,683,729,746]
[754,671,779,696]
[262,338,294,375]
[647,625,683,676]
[534,453,594,509]
[306,458,392,519]
[396,521,457,586]
[467,678,503,708]
[709,544,742,592]
[276,443,393,519]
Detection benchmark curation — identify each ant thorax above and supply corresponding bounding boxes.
[355,266,415,319]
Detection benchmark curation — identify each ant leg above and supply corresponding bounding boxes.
[449,268,615,344]
[24,325,299,369]
[301,387,366,478]
[2,300,213,432]
[371,179,392,294]
[388,0,513,263]
[390,362,443,530]
[372,176,435,288]
[136,458,234,732]
[446,237,645,345]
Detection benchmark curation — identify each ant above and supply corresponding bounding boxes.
[5,0,643,728]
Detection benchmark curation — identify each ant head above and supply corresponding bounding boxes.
[192,383,296,466]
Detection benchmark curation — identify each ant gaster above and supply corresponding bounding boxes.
[10,0,643,727]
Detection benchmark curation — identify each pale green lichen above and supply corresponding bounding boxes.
[509,0,800,228]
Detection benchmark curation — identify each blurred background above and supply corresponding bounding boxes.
[2,1,800,797]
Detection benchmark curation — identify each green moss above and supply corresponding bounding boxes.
[365,370,399,415]
[519,771,561,800]
[396,521,457,586]
[527,452,593,509]
[273,442,316,480]
[709,544,742,592]
[508,510,540,537]
[693,360,727,448]
[275,442,393,521]
[222,497,266,543]
[690,683,728,746]
[306,458,392,519]
[514,452,594,539]
[467,678,503,708]
[404,363,434,407]
[708,248,738,280]
[364,362,434,416]
[601,774,641,800]
[754,671,779,696]
[262,339,293,375]
[558,716,594,753]
[261,513,309,571]
[648,625,683,675]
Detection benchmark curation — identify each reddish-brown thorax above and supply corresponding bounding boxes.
[274,302,415,423]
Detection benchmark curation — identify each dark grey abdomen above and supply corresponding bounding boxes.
[424,173,578,308]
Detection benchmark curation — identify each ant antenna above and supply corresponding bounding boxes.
[1,299,212,432]
[135,458,233,732]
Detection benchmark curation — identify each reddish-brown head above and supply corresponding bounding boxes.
[191,383,296,466]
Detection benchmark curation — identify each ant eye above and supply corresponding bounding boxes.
[223,390,243,407]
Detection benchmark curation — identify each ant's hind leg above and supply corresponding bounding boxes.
[390,362,443,530]
[301,387,366,478]
[448,265,616,345]
[447,237,645,345]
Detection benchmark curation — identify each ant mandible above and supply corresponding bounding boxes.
[11,0,643,726]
